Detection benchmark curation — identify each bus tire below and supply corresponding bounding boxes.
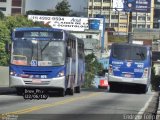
[59,89,65,97]
[75,86,81,93]
[141,85,148,94]
[16,88,24,96]
[68,88,74,95]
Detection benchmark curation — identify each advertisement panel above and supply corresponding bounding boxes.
[124,0,151,12]
[112,0,151,12]
[113,0,124,11]
[28,15,104,32]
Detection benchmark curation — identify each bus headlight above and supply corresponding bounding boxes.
[10,71,16,76]
[109,65,113,75]
[57,70,64,77]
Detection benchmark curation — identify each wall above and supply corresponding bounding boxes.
[0,66,9,87]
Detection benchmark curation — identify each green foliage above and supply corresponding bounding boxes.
[0,15,49,66]
[5,15,48,30]
[26,0,72,16]
[83,53,103,88]
[54,0,71,16]
[26,10,56,16]
[0,21,10,66]
[0,11,5,20]
[151,66,160,91]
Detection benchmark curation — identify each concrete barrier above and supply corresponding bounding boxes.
[0,66,9,87]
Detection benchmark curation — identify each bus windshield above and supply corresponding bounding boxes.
[112,44,147,61]
[11,39,65,66]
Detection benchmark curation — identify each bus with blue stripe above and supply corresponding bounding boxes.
[9,27,85,96]
[108,43,152,93]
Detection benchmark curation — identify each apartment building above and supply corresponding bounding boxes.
[154,0,160,28]
[0,0,26,16]
[88,0,154,33]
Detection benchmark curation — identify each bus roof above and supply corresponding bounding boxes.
[112,42,151,48]
[13,27,63,32]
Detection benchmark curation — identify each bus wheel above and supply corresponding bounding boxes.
[141,85,148,94]
[75,86,81,93]
[16,88,24,96]
[67,88,74,95]
[59,89,65,97]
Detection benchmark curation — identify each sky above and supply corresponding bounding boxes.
[25,0,88,12]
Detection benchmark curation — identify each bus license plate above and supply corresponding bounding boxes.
[124,74,131,78]
[32,79,42,83]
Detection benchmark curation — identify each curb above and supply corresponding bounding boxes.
[142,92,159,120]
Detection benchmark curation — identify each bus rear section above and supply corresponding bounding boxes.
[108,43,151,93]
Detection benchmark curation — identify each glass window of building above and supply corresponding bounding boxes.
[147,25,150,28]
[103,0,110,2]
[0,7,6,11]
[94,6,101,10]
[89,14,92,17]
[138,16,145,20]
[89,6,92,10]
[94,0,101,2]
[105,23,109,27]
[111,23,118,27]
[0,0,6,2]
[147,17,150,21]
[12,0,22,7]
[132,24,137,28]
[103,6,110,10]
[111,15,118,19]
[11,8,21,14]
[138,24,145,28]
[132,16,137,20]
[86,35,92,39]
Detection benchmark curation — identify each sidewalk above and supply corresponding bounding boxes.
[155,92,160,120]
[0,87,16,95]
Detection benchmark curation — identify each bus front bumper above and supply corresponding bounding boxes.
[108,75,148,85]
[9,76,66,89]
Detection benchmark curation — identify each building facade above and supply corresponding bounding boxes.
[0,0,26,16]
[154,0,160,28]
[70,29,102,58]
[88,0,154,33]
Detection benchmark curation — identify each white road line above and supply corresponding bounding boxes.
[134,92,156,120]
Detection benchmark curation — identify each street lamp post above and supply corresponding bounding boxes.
[128,11,132,43]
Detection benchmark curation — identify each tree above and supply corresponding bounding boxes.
[54,0,71,16]
[26,10,56,16]
[0,15,50,66]
[0,21,10,65]
[83,53,103,88]
[0,11,5,20]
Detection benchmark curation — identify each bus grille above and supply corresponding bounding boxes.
[24,81,50,85]
[22,70,52,75]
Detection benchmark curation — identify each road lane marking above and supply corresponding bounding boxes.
[3,92,101,115]
[134,92,155,120]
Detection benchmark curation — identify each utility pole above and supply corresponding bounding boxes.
[128,11,132,44]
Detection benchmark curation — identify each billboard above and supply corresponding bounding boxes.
[113,0,124,11]
[124,0,151,12]
[28,15,104,32]
[113,0,151,12]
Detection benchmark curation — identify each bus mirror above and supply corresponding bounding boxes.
[5,41,11,54]
[67,46,72,57]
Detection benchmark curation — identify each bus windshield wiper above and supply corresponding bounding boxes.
[41,39,52,53]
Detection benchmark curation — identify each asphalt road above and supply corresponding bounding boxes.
[0,88,155,120]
